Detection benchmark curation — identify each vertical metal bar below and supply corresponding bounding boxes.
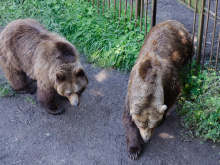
[108,0,110,19]
[103,0,105,14]
[191,0,198,47]
[140,0,143,33]
[125,0,127,23]
[215,30,220,70]
[145,0,148,36]
[151,0,157,28]
[195,0,206,75]
[114,0,116,19]
[135,0,139,28]
[201,0,211,70]
[190,0,198,71]
[130,0,133,22]
[119,0,122,18]
[208,0,218,71]
[97,0,99,13]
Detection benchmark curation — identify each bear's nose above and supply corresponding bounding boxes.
[74,102,79,106]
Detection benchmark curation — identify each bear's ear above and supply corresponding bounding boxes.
[56,72,66,83]
[75,68,85,77]
[138,58,152,79]
[130,110,141,115]
[156,105,167,114]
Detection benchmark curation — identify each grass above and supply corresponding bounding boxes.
[0,0,151,71]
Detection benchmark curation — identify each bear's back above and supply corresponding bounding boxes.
[137,20,193,68]
[0,19,50,56]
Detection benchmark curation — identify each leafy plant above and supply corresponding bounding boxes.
[0,80,17,97]
[26,97,36,105]
[178,61,220,142]
[0,0,150,71]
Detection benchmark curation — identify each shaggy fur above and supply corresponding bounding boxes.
[123,20,194,159]
[0,19,88,114]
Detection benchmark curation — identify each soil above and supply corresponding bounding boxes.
[0,1,220,165]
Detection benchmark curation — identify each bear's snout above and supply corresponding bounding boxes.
[70,94,80,106]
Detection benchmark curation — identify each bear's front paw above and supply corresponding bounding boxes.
[128,145,142,160]
[45,106,65,115]
[53,107,65,115]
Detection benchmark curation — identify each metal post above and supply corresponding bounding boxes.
[209,0,218,71]
[215,30,220,70]
[145,0,148,36]
[201,0,211,70]
[195,0,206,75]
[119,0,122,18]
[97,0,99,13]
[135,0,139,28]
[140,0,143,33]
[191,0,198,72]
[125,0,127,23]
[151,0,157,27]
[113,0,116,20]
[130,0,133,22]
[103,0,105,14]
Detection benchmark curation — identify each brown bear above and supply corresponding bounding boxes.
[123,20,194,159]
[0,19,88,115]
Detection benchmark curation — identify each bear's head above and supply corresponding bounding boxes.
[130,104,167,143]
[53,41,88,106]
[128,55,167,142]
[55,68,88,106]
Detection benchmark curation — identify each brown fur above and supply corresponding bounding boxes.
[123,20,194,159]
[0,19,88,114]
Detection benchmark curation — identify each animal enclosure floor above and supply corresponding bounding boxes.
[0,55,219,165]
[0,0,220,164]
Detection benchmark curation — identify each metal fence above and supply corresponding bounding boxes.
[88,0,219,73]
[87,0,157,35]
[178,0,220,73]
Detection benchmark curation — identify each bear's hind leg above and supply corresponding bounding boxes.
[123,110,144,159]
[37,88,64,115]
[4,68,36,94]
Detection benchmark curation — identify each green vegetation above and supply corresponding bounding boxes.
[0,0,150,71]
[0,77,17,97]
[26,97,36,105]
[178,61,220,142]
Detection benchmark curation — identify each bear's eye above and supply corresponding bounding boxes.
[76,91,80,95]
[66,93,71,96]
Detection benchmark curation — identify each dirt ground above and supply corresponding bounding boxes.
[0,0,220,165]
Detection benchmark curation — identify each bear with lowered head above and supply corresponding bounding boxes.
[0,19,88,115]
[123,20,194,159]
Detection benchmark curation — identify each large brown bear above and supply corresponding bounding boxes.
[0,19,88,114]
[123,20,194,159]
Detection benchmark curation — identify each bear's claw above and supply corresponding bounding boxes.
[53,108,65,115]
[128,146,141,160]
